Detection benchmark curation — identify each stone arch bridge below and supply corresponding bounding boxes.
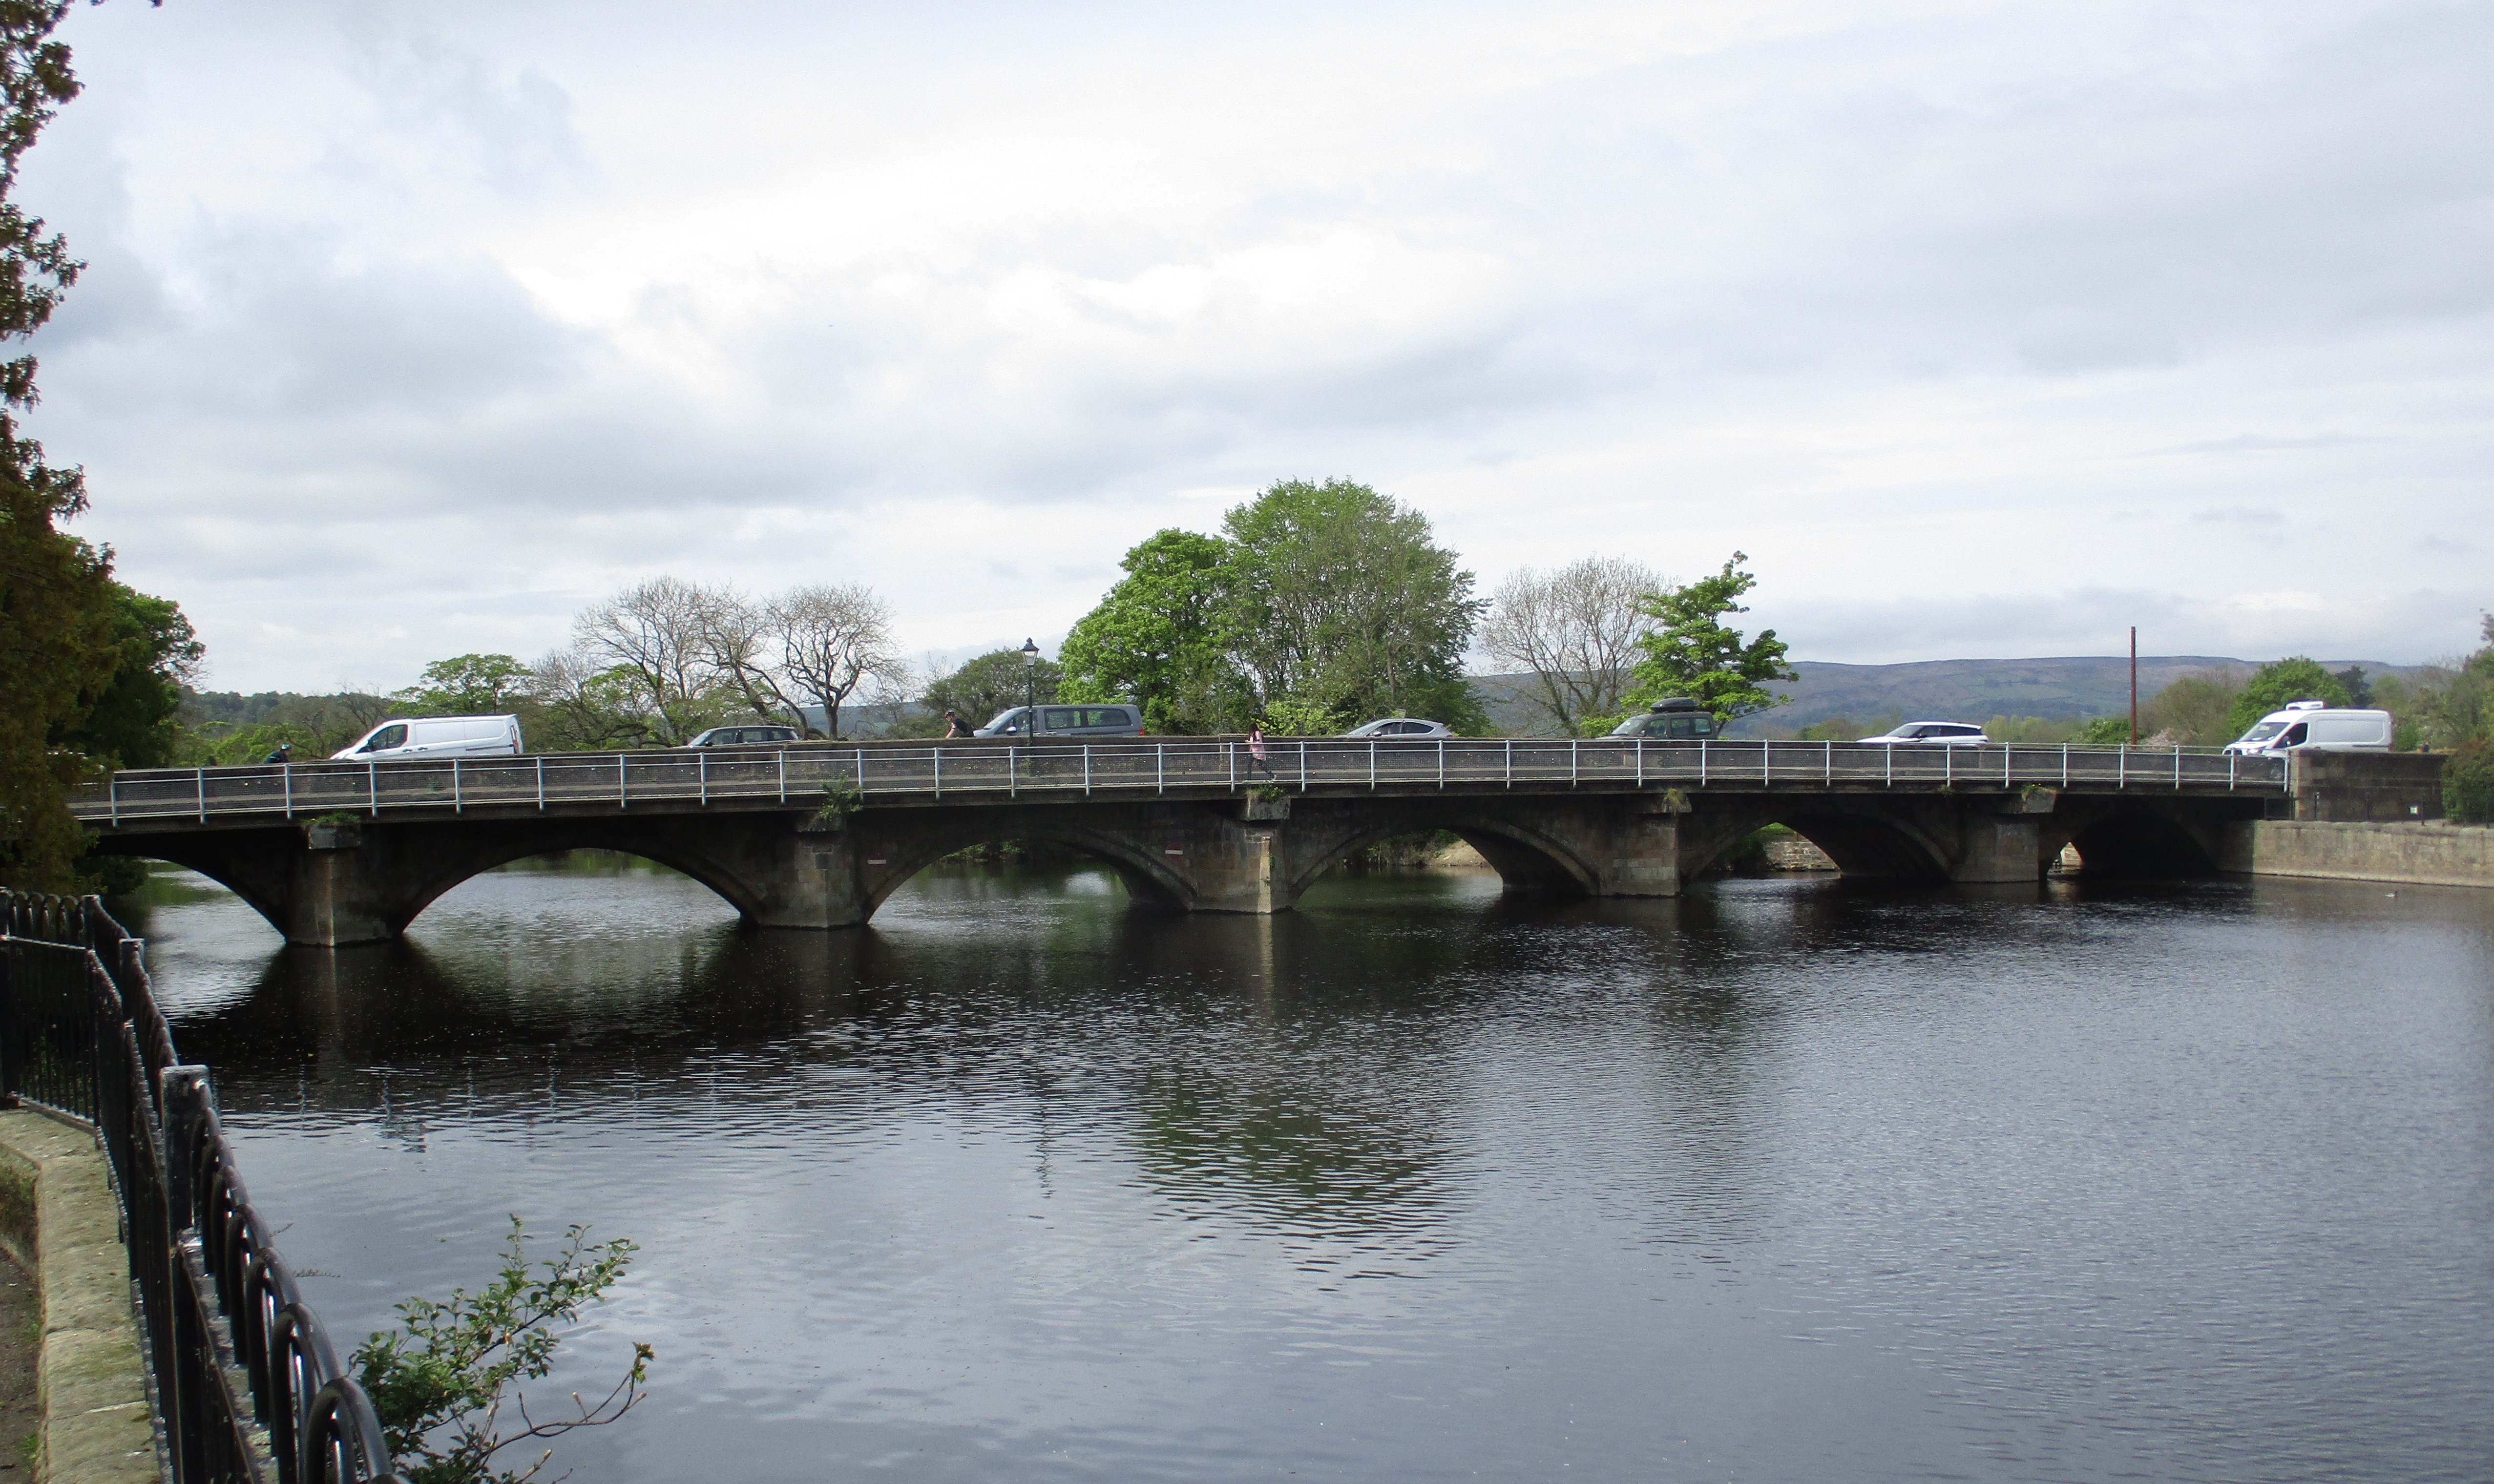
[76,736,2289,945]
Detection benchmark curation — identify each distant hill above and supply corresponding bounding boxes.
[1469,657,2445,738]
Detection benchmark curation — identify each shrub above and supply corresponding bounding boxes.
[355,1218,652,1484]
[2446,741,2494,824]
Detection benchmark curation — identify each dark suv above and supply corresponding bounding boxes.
[1607,698,1719,740]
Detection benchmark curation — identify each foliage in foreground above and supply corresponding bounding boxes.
[0,3,203,890]
[354,1218,653,1484]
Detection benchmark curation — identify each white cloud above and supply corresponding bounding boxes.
[17,0,2493,691]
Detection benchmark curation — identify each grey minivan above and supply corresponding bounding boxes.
[975,704,1145,738]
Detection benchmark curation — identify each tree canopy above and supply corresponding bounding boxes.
[923,648,1063,729]
[398,653,533,716]
[1057,529,1237,733]
[1221,480,1484,732]
[1482,556,1660,736]
[1612,552,1796,728]
[2221,657,2351,739]
[1060,481,1484,734]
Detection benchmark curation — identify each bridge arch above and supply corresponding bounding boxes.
[2057,810,2223,878]
[110,823,775,942]
[1674,802,1959,883]
[385,832,767,934]
[856,817,1193,916]
[1283,812,1599,902]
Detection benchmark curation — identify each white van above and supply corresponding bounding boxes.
[330,714,524,761]
[2223,701,2392,755]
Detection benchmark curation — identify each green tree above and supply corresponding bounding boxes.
[2139,671,2244,746]
[2446,741,2494,822]
[0,1,114,891]
[923,648,1064,729]
[2077,715,2133,745]
[1058,529,1243,733]
[2221,657,2351,740]
[1611,552,1796,730]
[67,585,202,770]
[1219,480,1485,731]
[2414,615,2493,752]
[400,654,533,715]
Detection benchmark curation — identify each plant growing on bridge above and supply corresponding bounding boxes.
[354,1216,653,1484]
[816,778,863,821]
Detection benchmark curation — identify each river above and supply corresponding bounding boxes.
[119,857,2492,1483]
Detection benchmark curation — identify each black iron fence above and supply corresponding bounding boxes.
[0,889,405,1484]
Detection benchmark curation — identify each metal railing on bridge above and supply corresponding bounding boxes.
[75,737,2289,827]
[0,890,404,1483]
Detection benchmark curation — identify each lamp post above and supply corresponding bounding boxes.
[1021,638,1040,719]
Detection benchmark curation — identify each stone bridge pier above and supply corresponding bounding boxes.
[87,781,2250,947]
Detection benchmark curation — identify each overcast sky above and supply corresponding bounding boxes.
[21,0,2492,693]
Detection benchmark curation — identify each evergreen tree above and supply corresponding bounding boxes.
[0,1,114,890]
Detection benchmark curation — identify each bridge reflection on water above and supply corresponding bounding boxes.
[118,857,2494,1484]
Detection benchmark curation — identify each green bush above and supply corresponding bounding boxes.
[355,1218,651,1484]
[2446,741,2494,824]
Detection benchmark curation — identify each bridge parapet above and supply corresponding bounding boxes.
[74,738,2286,831]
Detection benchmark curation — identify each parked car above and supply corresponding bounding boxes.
[1857,721,1990,746]
[330,714,523,761]
[1607,698,1718,740]
[2223,701,2393,755]
[681,725,802,748]
[975,703,1146,738]
[1342,717,1454,739]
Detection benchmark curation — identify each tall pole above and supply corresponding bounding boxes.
[2129,627,2138,745]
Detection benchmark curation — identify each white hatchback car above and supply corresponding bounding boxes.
[1857,721,1990,746]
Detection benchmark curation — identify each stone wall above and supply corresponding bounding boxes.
[2291,751,2446,822]
[2219,820,2494,889]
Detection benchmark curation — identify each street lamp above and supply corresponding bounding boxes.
[1021,638,1040,718]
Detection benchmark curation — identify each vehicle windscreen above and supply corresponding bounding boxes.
[1609,716,1647,736]
[2237,722,2288,745]
[983,709,1024,732]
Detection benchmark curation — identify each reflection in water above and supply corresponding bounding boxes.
[116,858,2494,1484]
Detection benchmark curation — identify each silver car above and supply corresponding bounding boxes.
[682,725,802,748]
[1857,721,1990,746]
[1342,717,1454,739]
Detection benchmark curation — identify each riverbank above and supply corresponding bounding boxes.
[2221,819,2494,890]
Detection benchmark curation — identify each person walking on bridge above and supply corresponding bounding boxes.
[1247,724,1269,775]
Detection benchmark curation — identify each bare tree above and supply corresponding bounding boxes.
[769,584,904,739]
[692,588,805,724]
[572,577,720,745]
[528,646,664,751]
[1482,557,1663,735]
